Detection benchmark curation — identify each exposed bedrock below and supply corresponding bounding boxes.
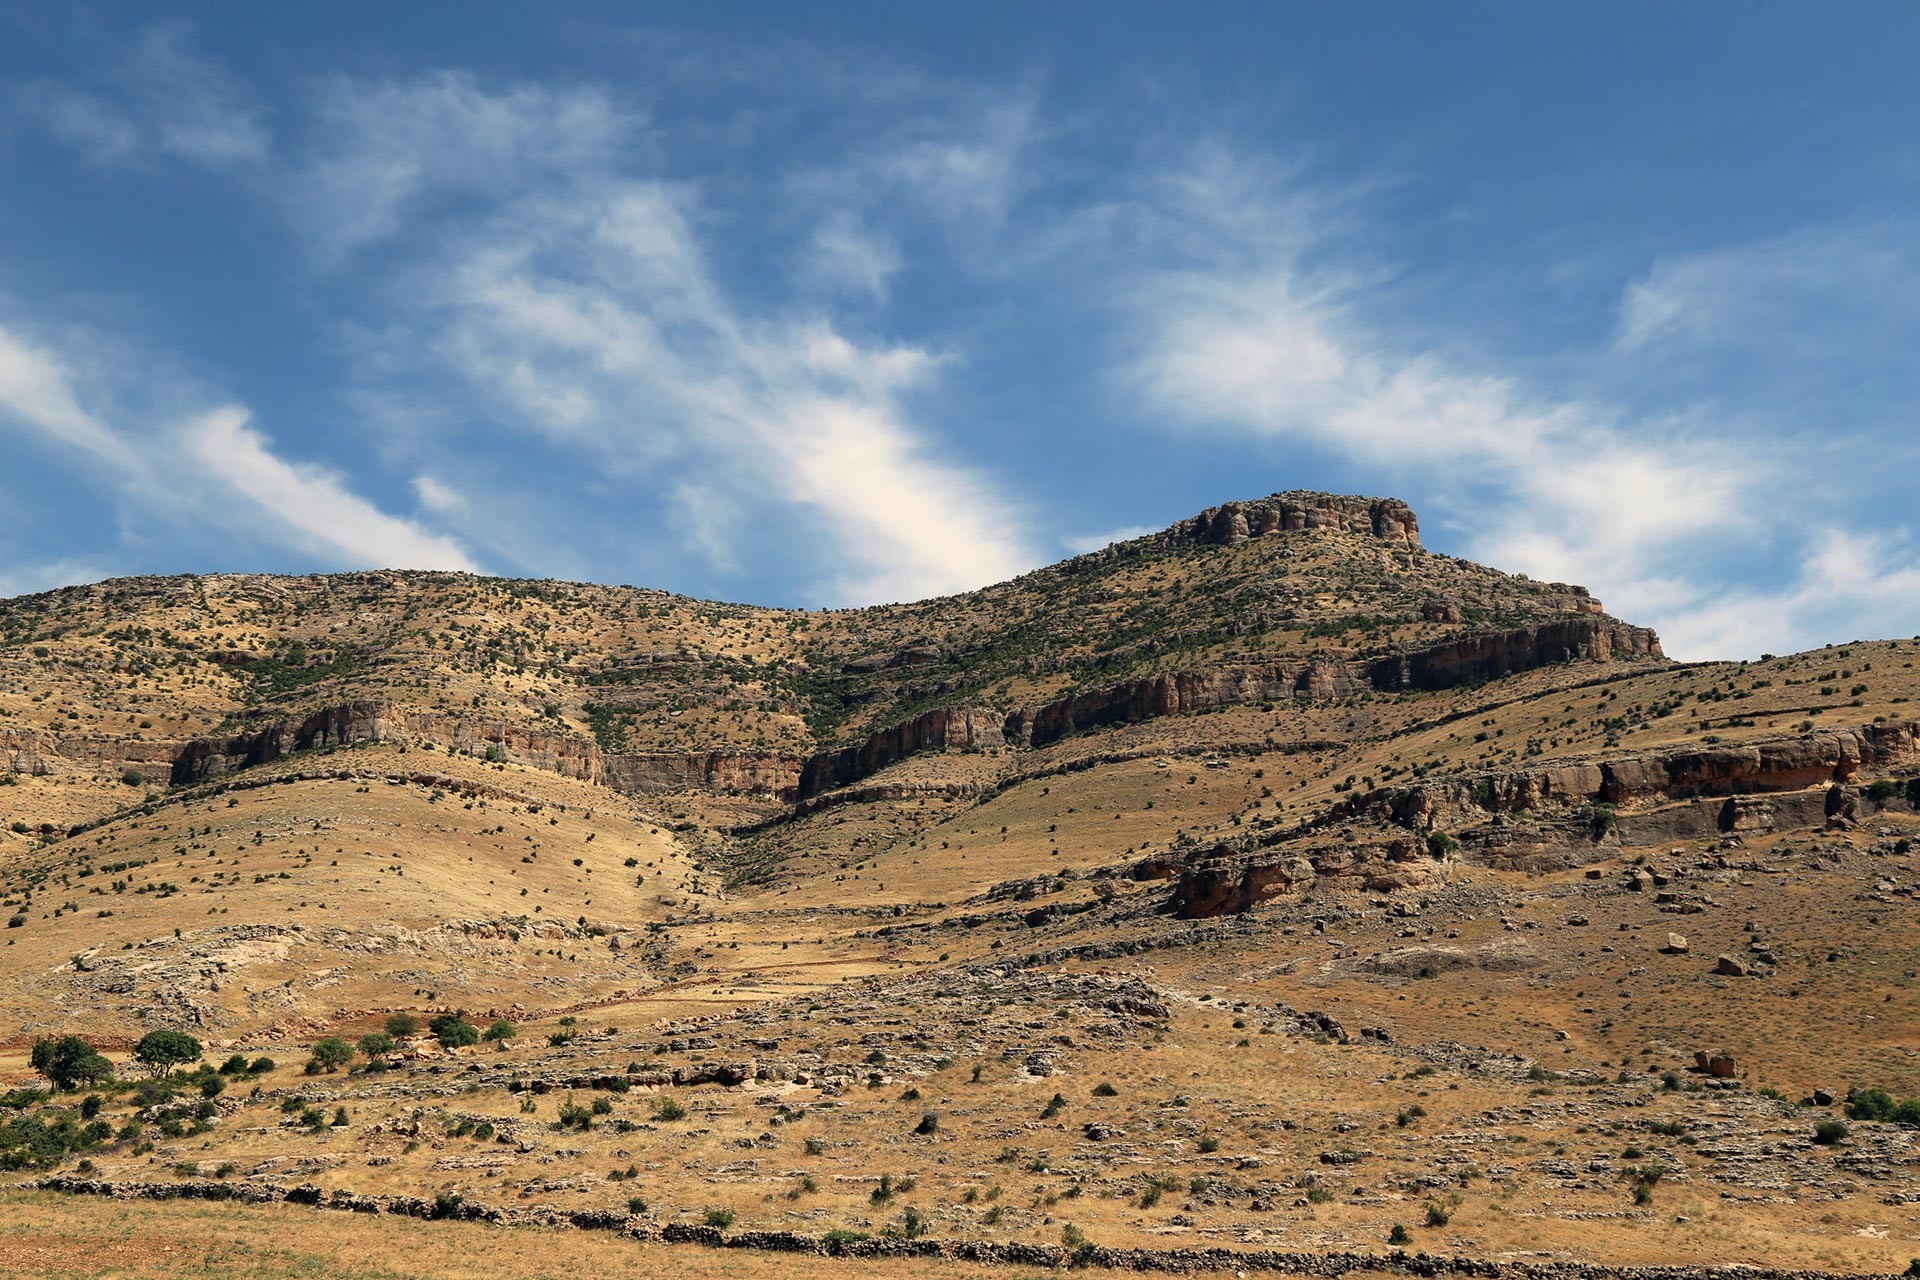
[1005,659,1361,751]
[795,705,1004,800]
[1344,719,1920,835]
[1364,618,1661,691]
[1173,493,1422,550]
[1168,719,1920,917]
[1165,836,1445,917]
[167,701,799,796]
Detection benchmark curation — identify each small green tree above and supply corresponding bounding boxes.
[358,1031,397,1064]
[482,1019,516,1043]
[133,1030,201,1078]
[31,1035,114,1091]
[308,1037,354,1073]
[384,1012,419,1039]
[429,1011,480,1049]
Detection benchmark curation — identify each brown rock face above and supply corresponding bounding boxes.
[602,751,800,796]
[168,701,798,797]
[795,706,1003,800]
[1366,619,1662,691]
[1167,835,1442,917]
[1007,659,1362,750]
[170,701,401,785]
[1343,719,1920,835]
[1596,722,1916,802]
[1171,493,1421,550]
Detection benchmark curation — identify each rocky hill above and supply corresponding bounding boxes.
[4,491,1919,1275]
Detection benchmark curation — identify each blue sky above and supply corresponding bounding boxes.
[2,3,1917,658]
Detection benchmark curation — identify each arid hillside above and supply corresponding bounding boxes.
[4,492,1919,1276]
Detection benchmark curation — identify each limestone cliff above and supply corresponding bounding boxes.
[168,701,799,797]
[795,706,1004,800]
[1168,493,1421,550]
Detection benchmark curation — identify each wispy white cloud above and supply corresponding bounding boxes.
[1616,221,1919,356]
[12,25,270,170]
[410,474,466,514]
[0,556,125,600]
[1111,149,1911,660]
[289,72,639,263]
[0,315,477,576]
[415,179,1032,602]
[0,325,138,466]
[184,407,476,570]
[1656,528,1920,658]
[290,73,1039,603]
[798,212,903,301]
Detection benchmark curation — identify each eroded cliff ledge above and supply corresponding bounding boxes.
[1163,718,1920,916]
[168,702,801,797]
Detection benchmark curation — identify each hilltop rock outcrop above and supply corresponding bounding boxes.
[1171,493,1421,550]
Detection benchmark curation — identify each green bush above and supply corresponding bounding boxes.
[30,1036,113,1091]
[133,1030,201,1078]
[429,1012,480,1049]
[1813,1120,1849,1145]
[1845,1088,1920,1124]
[704,1206,735,1229]
[306,1038,353,1073]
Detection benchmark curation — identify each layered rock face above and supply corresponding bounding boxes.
[170,702,402,786]
[3,726,178,779]
[169,701,800,797]
[1169,493,1422,550]
[1365,619,1661,691]
[1004,621,1659,755]
[602,751,800,795]
[1164,836,1443,917]
[1346,719,1920,836]
[795,706,1003,800]
[6,490,1673,821]
[1166,719,1920,916]
[1007,659,1362,750]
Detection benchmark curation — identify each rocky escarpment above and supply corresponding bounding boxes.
[1007,620,1658,753]
[1167,492,1421,550]
[168,701,799,797]
[3,726,184,780]
[1162,835,1446,917]
[1163,719,1920,916]
[133,618,1663,809]
[1365,618,1660,691]
[1344,719,1920,836]
[788,621,1663,798]
[1006,659,1363,750]
[795,706,1005,799]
